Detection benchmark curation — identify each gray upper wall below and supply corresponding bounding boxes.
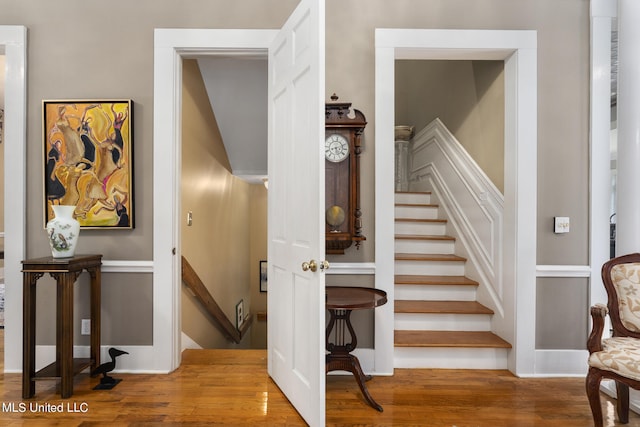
[0,0,590,344]
[323,0,589,265]
[0,0,590,264]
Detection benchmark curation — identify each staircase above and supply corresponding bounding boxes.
[393,191,511,369]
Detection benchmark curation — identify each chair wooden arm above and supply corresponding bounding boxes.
[587,304,608,354]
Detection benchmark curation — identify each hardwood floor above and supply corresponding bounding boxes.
[1,329,639,426]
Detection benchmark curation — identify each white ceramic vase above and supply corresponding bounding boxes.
[46,205,80,258]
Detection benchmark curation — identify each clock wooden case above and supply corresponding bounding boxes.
[325,94,366,254]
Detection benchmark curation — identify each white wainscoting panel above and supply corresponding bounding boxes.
[409,118,504,315]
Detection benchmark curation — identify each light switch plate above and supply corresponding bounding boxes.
[554,216,570,234]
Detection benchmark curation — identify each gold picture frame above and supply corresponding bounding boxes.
[260,260,268,292]
[43,100,134,228]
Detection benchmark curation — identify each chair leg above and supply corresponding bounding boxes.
[586,368,604,427]
[616,381,630,424]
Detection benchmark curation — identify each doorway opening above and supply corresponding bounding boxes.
[153,30,278,372]
[154,8,327,421]
[179,56,268,350]
[375,28,537,375]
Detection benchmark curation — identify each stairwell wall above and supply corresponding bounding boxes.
[396,60,505,193]
[181,59,254,350]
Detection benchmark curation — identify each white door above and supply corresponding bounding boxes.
[267,0,326,425]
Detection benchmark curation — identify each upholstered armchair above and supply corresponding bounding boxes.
[587,253,640,426]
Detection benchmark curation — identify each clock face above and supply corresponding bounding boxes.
[325,133,350,163]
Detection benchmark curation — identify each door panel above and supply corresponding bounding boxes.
[267,0,325,426]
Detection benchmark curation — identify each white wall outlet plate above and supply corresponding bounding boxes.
[236,300,244,330]
[554,216,570,234]
[81,319,91,335]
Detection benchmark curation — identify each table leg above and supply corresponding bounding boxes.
[22,272,40,399]
[89,266,101,370]
[325,309,383,412]
[326,352,383,412]
[56,273,75,398]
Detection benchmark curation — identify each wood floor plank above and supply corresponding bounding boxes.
[2,330,640,426]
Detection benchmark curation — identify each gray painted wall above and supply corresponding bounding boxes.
[0,0,590,350]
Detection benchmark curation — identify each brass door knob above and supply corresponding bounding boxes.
[320,260,330,271]
[302,260,318,272]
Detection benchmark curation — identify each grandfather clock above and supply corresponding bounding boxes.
[325,94,367,254]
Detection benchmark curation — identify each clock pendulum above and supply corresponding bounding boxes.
[326,205,346,232]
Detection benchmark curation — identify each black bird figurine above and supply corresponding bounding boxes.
[91,347,129,390]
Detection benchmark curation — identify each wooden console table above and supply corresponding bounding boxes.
[325,286,387,411]
[22,254,102,398]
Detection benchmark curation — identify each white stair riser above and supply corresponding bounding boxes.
[395,239,454,254]
[395,260,465,276]
[395,193,431,205]
[395,221,447,235]
[395,205,439,219]
[393,191,506,372]
[394,347,509,369]
[394,313,492,331]
[395,284,477,301]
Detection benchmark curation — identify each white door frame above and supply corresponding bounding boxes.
[153,29,277,372]
[375,29,537,375]
[1,25,27,373]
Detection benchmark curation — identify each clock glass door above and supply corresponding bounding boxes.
[325,131,351,234]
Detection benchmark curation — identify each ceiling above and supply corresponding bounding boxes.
[197,56,268,184]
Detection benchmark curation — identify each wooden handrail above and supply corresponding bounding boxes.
[181,256,253,344]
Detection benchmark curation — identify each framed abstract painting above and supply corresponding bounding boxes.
[43,100,134,228]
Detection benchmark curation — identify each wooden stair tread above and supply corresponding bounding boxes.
[395,218,447,223]
[395,330,512,348]
[395,234,454,241]
[395,253,466,262]
[395,300,493,315]
[395,203,439,208]
[395,275,478,286]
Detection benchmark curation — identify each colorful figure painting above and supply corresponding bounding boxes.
[43,100,134,228]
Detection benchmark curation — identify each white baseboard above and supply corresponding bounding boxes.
[181,332,202,351]
[532,349,589,377]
